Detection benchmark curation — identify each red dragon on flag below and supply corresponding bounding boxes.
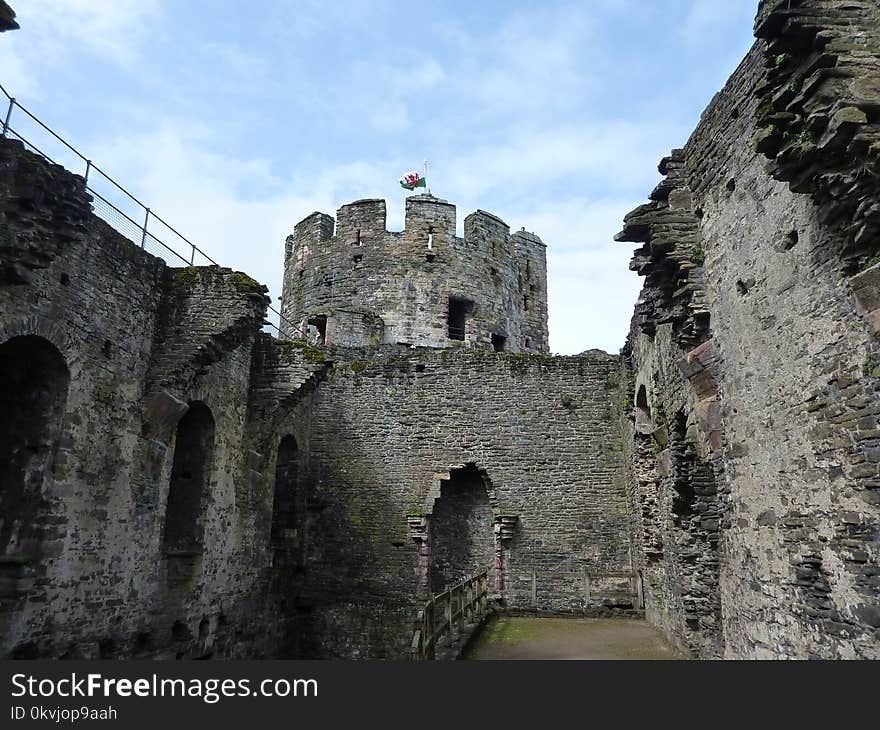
[399,171,427,191]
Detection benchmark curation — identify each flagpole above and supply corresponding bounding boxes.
[424,159,430,195]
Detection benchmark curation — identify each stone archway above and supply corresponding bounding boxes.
[0,335,70,616]
[271,434,299,551]
[408,463,518,600]
[428,464,494,591]
[0,335,70,558]
[163,401,216,556]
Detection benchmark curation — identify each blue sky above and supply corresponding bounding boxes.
[0,0,758,354]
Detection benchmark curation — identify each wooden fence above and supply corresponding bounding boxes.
[509,569,642,610]
[408,569,489,660]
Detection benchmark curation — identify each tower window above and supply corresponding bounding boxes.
[447,296,472,341]
[307,314,328,345]
[355,229,362,246]
[491,334,507,352]
[523,295,530,312]
[428,226,434,251]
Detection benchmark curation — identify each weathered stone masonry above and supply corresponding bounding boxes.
[0,136,286,659]
[281,196,549,353]
[0,128,634,658]
[620,0,880,659]
[295,347,631,657]
[3,0,879,661]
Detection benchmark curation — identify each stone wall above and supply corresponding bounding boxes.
[8,0,878,662]
[0,137,286,659]
[0,134,634,659]
[620,0,880,659]
[287,346,632,657]
[0,2,17,33]
[280,196,550,353]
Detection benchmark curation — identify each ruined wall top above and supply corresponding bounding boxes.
[0,2,18,32]
[280,195,550,353]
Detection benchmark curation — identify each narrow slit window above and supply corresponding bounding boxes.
[523,295,530,312]
[427,226,434,251]
[355,229,362,246]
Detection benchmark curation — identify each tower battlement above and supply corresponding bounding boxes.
[280,195,549,351]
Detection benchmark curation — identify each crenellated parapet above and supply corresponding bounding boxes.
[279,194,549,352]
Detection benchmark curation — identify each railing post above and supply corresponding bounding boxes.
[458,584,465,636]
[1,97,14,138]
[140,208,150,249]
[190,244,196,265]
[427,597,435,659]
[83,159,91,185]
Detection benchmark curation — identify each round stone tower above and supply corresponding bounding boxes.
[280,194,549,352]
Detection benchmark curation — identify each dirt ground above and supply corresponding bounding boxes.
[461,616,685,660]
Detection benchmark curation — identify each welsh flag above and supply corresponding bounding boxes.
[399,171,427,191]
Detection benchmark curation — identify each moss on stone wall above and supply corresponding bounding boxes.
[230,272,268,297]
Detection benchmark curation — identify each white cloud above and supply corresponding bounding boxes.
[525,198,643,354]
[0,0,161,99]
[2,0,756,355]
[18,0,160,63]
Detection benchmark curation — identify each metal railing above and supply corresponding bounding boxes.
[409,569,489,660]
[0,82,303,339]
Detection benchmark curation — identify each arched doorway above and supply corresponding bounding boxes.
[0,335,69,561]
[271,435,299,550]
[429,464,494,591]
[163,401,215,555]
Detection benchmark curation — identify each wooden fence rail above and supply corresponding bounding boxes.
[509,570,642,609]
[409,569,489,660]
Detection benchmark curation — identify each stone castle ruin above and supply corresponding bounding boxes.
[0,0,878,659]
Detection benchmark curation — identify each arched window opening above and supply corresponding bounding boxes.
[0,336,69,560]
[163,402,215,555]
[271,435,299,549]
[635,384,652,434]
